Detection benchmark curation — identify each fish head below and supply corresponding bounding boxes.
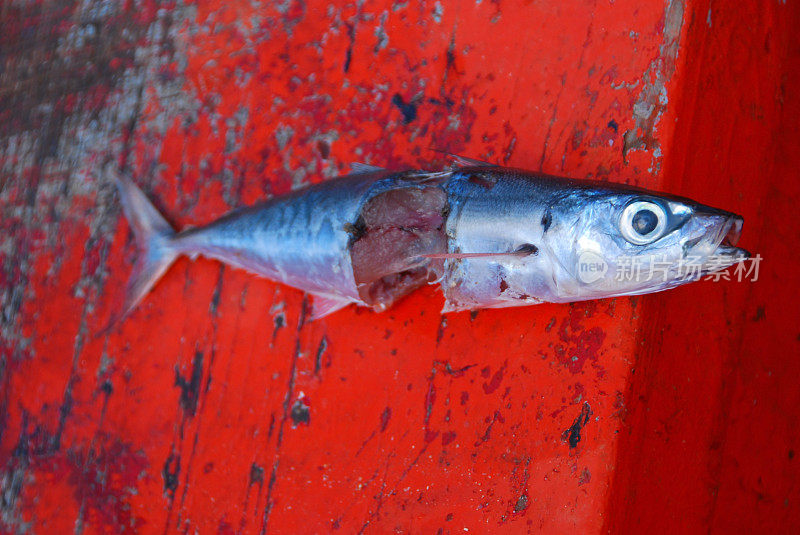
[541,186,749,300]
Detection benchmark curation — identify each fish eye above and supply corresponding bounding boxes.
[632,209,658,235]
[620,200,667,245]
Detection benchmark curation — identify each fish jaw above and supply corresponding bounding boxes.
[681,210,750,273]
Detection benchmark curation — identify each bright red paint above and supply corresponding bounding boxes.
[1,0,797,533]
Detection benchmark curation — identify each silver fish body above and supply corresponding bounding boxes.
[114,164,748,319]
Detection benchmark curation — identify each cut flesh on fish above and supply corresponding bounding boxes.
[350,187,447,310]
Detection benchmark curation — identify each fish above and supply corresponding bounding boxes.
[113,161,749,320]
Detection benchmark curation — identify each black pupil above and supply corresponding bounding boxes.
[632,209,658,235]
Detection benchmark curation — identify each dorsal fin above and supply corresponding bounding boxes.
[448,154,497,168]
[350,162,386,174]
[429,149,497,168]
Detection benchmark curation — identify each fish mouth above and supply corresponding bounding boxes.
[684,211,750,268]
[716,215,748,253]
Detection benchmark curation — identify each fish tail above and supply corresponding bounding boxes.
[114,171,179,318]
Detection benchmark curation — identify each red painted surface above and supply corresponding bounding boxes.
[607,1,800,531]
[0,0,797,534]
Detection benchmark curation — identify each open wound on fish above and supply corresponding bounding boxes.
[350,186,448,311]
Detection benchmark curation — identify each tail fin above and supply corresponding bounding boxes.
[114,171,179,317]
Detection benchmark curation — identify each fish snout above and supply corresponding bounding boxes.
[687,208,750,261]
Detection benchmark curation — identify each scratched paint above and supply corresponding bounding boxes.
[621,0,686,172]
[1,0,797,533]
